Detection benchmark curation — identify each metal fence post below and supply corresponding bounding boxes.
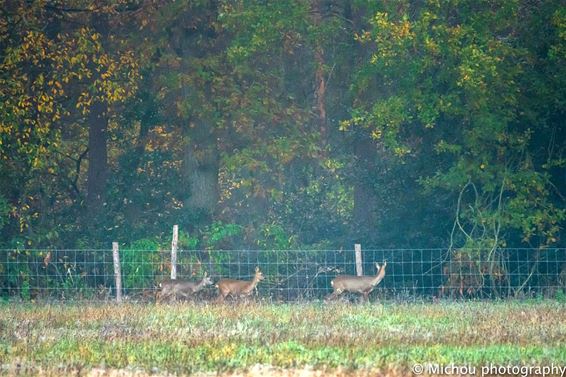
[171,224,178,280]
[355,243,363,276]
[112,242,122,303]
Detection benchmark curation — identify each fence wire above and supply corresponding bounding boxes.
[1,248,565,301]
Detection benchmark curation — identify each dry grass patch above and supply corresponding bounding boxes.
[1,301,565,376]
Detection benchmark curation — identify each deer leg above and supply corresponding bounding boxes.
[365,287,375,303]
[215,291,227,303]
[326,289,342,301]
[158,289,172,303]
[167,292,175,303]
[247,291,255,303]
[170,291,178,303]
[179,291,191,302]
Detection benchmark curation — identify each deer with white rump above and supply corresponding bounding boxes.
[327,261,387,302]
[216,266,265,302]
[157,272,213,302]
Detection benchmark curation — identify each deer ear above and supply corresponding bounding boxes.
[375,262,380,270]
[203,271,207,277]
[255,266,260,272]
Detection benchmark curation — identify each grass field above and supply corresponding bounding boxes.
[1,300,565,376]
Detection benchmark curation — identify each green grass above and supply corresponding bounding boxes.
[0,301,565,376]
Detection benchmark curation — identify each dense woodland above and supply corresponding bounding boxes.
[1,0,565,255]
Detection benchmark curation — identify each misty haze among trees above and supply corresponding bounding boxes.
[1,0,565,255]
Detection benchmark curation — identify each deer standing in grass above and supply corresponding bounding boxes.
[216,267,265,302]
[327,261,387,302]
[157,272,213,302]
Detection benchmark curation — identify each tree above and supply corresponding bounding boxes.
[341,0,566,296]
[0,1,139,247]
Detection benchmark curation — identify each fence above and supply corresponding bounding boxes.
[1,246,565,301]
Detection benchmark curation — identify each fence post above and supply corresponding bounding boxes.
[171,224,178,280]
[355,243,363,276]
[112,242,122,303]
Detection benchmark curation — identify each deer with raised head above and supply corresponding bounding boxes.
[157,272,213,302]
[327,261,387,302]
[216,267,265,302]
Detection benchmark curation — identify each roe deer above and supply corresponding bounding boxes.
[157,272,213,302]
[327,261,387,302]
[216,267,264,302]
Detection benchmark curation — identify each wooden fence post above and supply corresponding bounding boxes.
[171,224,178,280]
[112,242,122,303]
[355,243,363,276]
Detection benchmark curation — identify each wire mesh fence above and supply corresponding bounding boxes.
[1,247,565,301]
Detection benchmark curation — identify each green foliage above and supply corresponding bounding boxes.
[179,231,199,250]
[202,221,243,249]
[0,2,139,249]
[0,195,9,231]
[347,0,566,248]
[555,289,566,303]
[121,239,161,291]
[3,250,32,299]
[257,222,297,250]
[0,0,564,256]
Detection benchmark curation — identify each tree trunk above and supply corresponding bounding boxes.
[347,2,379,242]
[123,90,156,228]
[182,128,219,222]
[86,100,108,213]
[311,0,328,146]
[86,13,109,216]
[352,136,378,242]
